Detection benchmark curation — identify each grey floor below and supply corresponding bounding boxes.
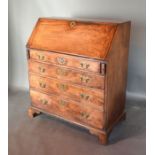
[9,89,146,155]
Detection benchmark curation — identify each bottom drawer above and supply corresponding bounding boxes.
[30,89,105,129]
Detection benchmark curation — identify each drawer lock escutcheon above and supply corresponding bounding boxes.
[70,21,76,28]
[56,57,67,65]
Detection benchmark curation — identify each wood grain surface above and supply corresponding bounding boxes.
[29,73,104,107]
[27,18,117,59]
[30,89,105,129]
[104,22,131,129]
[26,18,131,144]
[28,60,105,89]
[29,49,105,74]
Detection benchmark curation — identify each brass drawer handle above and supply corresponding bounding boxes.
[37,54,45,61]
[39,82,46,88]
[40,99,48,105]
[80,63,90,69]
[80,93,90,100]
[80,76,90,83]
[56,83,68,91]
[59,100,67,106]
[38,66,46,73]
[80,112,90,119]
[56,57,67,65]
[56,68,67,76]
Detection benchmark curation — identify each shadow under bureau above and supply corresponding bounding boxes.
[26,18,131,144]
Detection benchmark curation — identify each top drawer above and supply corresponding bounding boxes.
[29,49,106,75]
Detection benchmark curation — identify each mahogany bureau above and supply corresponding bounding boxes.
[26,18,131,144]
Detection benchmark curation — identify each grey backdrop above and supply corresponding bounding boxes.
[8,0,146,99]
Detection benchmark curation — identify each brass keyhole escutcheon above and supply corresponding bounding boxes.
[56,57,67,65]
[70,21,76,28]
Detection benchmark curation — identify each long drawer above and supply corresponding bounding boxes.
[29,60,104,89]
[29,73,104,107]
[29,49,106,75]
[30,89,105,129]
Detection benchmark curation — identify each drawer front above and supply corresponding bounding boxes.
[29,60,104,89]
[29,49,104,74]
[30,89,104,129]
[29,74,104,107]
